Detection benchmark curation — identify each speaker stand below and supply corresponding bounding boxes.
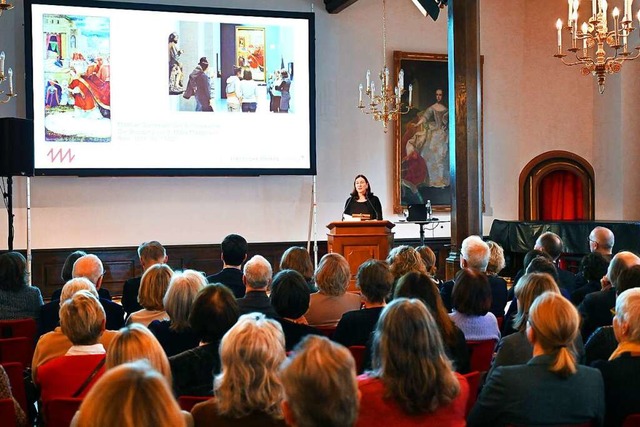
[2,176,14,250]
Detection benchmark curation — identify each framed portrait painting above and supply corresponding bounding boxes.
[392,51,484,214]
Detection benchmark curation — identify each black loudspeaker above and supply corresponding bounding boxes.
[0,117,34,177]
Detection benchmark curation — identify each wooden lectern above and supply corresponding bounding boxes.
[327,220,395,291]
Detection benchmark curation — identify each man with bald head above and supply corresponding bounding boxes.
[579,251,640,340]
[589,226,615,260]
[534,231,577,293]
[72,254,125,331]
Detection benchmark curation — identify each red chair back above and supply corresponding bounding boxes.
[0,338,32,368]
[0,318,37,343]
[178,395,210,412]
[466,340,497,373]
[462,370,481,416]
[316,326,336,339]
[1,363,27,416]
[507,423,594,427]
[0,398,17,427]
[348,345,366,374]
[623,414,640,427]
[43,397,83,427]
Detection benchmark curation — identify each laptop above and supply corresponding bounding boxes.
[407,204,428,221]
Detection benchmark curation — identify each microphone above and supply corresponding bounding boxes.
[365,196,378,220]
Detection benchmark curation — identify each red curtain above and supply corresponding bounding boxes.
[539,170,585,220]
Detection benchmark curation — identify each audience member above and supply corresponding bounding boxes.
[449,268,500,341]
[491,273,584,376]
[579,251,640,340]
[0,365,27,427]
[358,298,468,426]
[584,264,640,364]
[192,313,287,427]
[74,360,187,427]
[534,231,576,292]
[486,240,506,277]
[440,236,508,318]
[269,269,321,351]
[508,249,552,301]
[588,226,615,260]
[387,245,427,285]
[334,260,392,348]
[36,291,107,402]
[394,272,469,373]
[236,255,277,317]
[122,241,167,316]
[279,246,316,292]
[127,264,173,326]
[72,254,125,330]
[206,234,248,298]
[571,251,610,305]
[468,292,605,426]
[416,245,440,283]
[305,253,361,328]
[148,270,205,356]
[593,288,640,427]
[49,250,104,300]
[280,336,359,427]
[0,251,43,320]
[32,278,118,379]
[169,284,240,396]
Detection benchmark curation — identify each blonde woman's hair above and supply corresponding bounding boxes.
[163,270,206,331]
[59,277,98,302]
[387,246,427,280]
[60,290,105,345]
[372,298,460,414]
[314,253,351,296]
[75,360,185,427]
[138,264,173,310]
[106,323,172,384]
[215,313,286,419]
[486,241,506,275]
[513,273,560,332]
[416,245,438,276]
[528,292,579,378]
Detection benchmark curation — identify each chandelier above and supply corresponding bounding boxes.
[358,0,412,132]
[555,0,640,94]
[0,0,16,103]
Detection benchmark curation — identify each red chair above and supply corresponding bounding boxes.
[466,340,497,373]
[316,326,337,339]
[348,345,366,374]
[462,370,481,416]
[1,362,27,416]
[0,398,17,427]
[43,397,83,427]
[508,423,594,427]
[0,338,32,368]
[496,316,504,331]
[0,318,37,343]
[623,414,640,427]
[178,395,211,412]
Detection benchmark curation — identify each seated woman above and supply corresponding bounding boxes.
[169,284,240,397]
[416,245,441,285]
[490,272,584,376]
[148,270,205,356]
[356,298,469,426]
[394,272,469,373]
[279,246,316,292]
[0,251,43,320]
[37,291,107,403]
[305,253,361,328]
[127,264,173,327]
[468,292,605,427]
[334,260,393,347]
[449,269,500,341]
[269,269,321,351]
[74,360,187,427]
[594,288,640,426]
[191,313,287,427]
[571,251,610,305]
[387,246,427,286]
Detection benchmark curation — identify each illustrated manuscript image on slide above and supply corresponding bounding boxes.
[43,14,111,143]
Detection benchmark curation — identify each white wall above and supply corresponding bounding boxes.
[1,0,638,250]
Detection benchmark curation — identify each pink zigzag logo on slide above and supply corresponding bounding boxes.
[47,148,76,163]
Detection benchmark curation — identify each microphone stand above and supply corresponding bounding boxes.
[2,175,14,250]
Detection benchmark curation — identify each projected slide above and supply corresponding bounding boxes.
[27,1,315,175]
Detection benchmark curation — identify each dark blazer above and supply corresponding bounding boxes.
[578,287,617,340]
[440,274,508,318]
[206,268,245,298]
[147,320,199,357]
[557,267,578,293]
[275,318,322,352]
[121,277,143,317]
[169,342,220,397]
[594,352,640,427]
[38,296,124,336]
[585,326,617,365]
[468,354,605,427]
[236,291,277,318]
[333,307,384,348]
[571,279,602,306]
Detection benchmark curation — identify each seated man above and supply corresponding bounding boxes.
[236,255,277,318]
[121,241,168,317]
[534,231,576,293]
[206,234,248,298]
[32,278,118,381]
[36,290,108,402]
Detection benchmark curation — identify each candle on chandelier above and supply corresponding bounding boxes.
[593,0,597,16]
[366,70,371,90]
[601,0,608,32]
[370,82,375,98]
[637,9,640,24]
[359,84,363,106]
[0,51,4,76]
[408,84,413,107]
[8,68,13,94]
[398,69,404,90]
[582,22,589,52]
[572,12,579,48]
[569,0,574,24]
[384,67,389,86]
[613,7,620,45]
[556,19,563,50]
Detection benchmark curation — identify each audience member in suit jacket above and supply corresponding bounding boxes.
[121,241,168,317]
[206,234,248,298]
[236,255,277,317]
